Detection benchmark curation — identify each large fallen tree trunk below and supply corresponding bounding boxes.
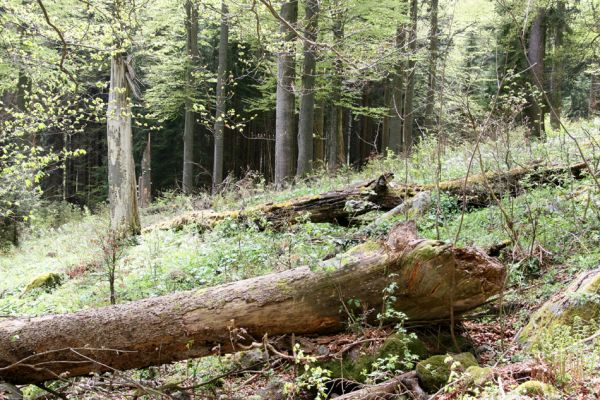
[150,161,591,232]
[147,174,393,232]
[381,160,591,209]
[0,223,505,384]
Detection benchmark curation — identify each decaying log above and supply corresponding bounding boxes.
[334,371,427,400]
[150,161,591,233]
[382,161,591,209]
[146,174,393,232]
[0,223,505,384]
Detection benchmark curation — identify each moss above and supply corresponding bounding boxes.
[416,352,478,392]
[464,366,493,387]
[22,272,62,294]
[403,242,444,266]
[378,333,430,360]
[345,241,382,256]
[519,269,600,346]
[513,380,559,398]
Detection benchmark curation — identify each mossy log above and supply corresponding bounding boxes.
[383,161,590,209]
[0,223,505,384]
[150,161,590,233]
[147,174,393,232]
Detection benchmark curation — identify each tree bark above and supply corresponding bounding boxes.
[107,54,140,235]
[182,0,200,194]
[549,1,565,130]
[274,0,298,188]
[212,1,229,194]
[313,103,325,167]
[149,174,394,231]
[0,223,505,385]
[296,0,319,178]
[424,0,439,130]
[388,22,406,153]
[138,133,152,208]
[402,0,418,153]
[327,0,344,171]
[525,8,547,138]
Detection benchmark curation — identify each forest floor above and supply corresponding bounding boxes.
[2,120,600,399]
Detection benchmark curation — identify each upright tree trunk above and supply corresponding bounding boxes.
[138,133,152,208]
[296,0,319,178]
[107,55,140,235]
[592,73,600,114]
[274,0,298,187]
[549,1,565,130]
[402,0,418,153]
[327,1,344,170]
[525,8,547,138]
[212,1,229,193]
[424,0,439,130]
[388,22,406,153]
[327,102,338,171]
[182,0,199,194]
[313,103,325,167]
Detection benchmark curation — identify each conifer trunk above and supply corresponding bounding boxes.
[212,1,229,193]
[525,8,547,138]
[274,0,298,187]
[0,223,505,385]
[182,0,199,194]
[402,0,418,153]
[424,0,439,130]
[296,0,319,178]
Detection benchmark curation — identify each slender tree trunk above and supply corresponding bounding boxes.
[313,103,325,167]
[333,3,345,167]
[327,102,338,171]
[549,1,565,130]
[296,0,319,178]
[402,0,418,153]
[424,0,439,130]
[182,0,199,194]
[274,0,298,187]
[212,1,229,193]
[138,133,152,208]
[389,14,407,153]
[107,55,140,235]
[525,8,547,138]
[592,73,600,114]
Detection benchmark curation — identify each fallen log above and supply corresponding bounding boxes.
[0,223,505,384]
[147,174,393,232]
[382,161,591,209]
[150,161,590,233]
[334,371,427,400]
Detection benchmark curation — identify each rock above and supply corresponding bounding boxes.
[21,272,63,295]
[257,378,286,400]
[512,380,559,398]
[320,333,429,383]
[230,348,266,369]
[416,352,478,392]
[464,366,493,387]
[518,268,600,347]
[0,382,23,400]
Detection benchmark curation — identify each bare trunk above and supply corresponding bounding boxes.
[402,0,418,153]
[327,102,338,172]
[424,0,439,130]
[212,1,229,194]
[0,223,505,385]
[313,104,325,167]
[549,1,565,130]
[182,0,199,194]
[296,0,319,178]
[525,8,547,138]
[107,55,140,236]
[274,0,298,187]
[138,133,152,208]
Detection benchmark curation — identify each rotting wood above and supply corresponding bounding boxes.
[0,222,505,384]
[146,174,394,232]
[333,371,427,400]
[149,161,591,233]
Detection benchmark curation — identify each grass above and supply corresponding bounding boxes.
[1,119,600,398]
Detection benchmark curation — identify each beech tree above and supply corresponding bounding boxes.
[274,0,298,187]
[212,0,229,193]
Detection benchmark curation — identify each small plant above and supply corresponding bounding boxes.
[283,343,332,400]
[96,229,126,305]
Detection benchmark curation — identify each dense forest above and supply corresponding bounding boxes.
[1,0,600,399]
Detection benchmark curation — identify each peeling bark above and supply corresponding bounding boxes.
[0,223,505,384]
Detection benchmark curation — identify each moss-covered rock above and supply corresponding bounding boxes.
[512,380,559,398]
[464,365,493,388]
[22,272,63,295]
[518,268,600,347]
[416,352,478,392]
[320,333,429,383]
